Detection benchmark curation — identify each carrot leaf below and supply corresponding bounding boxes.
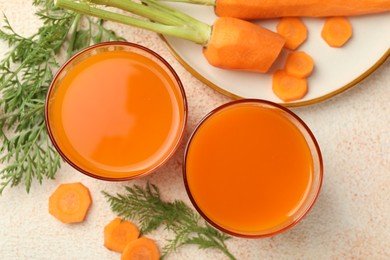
[0,0,124,194]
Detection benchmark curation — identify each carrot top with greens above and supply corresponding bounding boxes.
[55,0,285,73]
[55,0,211,45]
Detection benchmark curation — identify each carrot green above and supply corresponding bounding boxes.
[0,0,124,194]
[55,0,211,45]
[103,183,236,260]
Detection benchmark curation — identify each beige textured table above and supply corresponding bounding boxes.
[1,1,389,259]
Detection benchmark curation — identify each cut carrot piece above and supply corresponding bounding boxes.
[284,51,315,78]
[203,17,285,73]
[272,70,308,102]
[276,17,308,50]
[321,17,353,47]
[121,237,160,260]
[48,182,92,224]
[104,217,140,253]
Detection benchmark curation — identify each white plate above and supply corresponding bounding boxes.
[162,3,390,106]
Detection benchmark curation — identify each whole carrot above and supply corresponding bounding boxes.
[161,0,390,19]
[55,0,285,73]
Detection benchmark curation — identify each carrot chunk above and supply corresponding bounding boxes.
[121,237,160,260]
[104,217,140,253]
[272,70,308,102]
[48,182,92,224]
[276,18,308,50]
[321,17,353,47]
[203,17,285,73]
[284,51,315,78]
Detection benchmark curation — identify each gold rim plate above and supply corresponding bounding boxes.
[160,4,390,107]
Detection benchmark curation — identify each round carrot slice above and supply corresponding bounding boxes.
[272,70,308,102]
[48,182,92,224]
[321,17,353,47]
[121,237,160,260]
[104,217,140,253]
[276,17,308,50]
[284,51,315,78]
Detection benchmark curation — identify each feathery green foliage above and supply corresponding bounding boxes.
[103,183,236,259]
[0,0,124,194]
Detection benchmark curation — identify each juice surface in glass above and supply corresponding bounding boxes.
[46,44,186,180]
[184,101,319,237]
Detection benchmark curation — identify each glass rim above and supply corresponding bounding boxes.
[182,99,323,238]
[45,41,188,181]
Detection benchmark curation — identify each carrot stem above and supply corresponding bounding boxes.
[55,0,211,45]
[66,13,81,59]
[92,0,182,26]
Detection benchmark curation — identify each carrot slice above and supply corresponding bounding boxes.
[121,237,160,260]
[321,17,353,47]
[203,17,285,73]
[272,70,308,102]
[104,217,140,253]
[276,18,308,50]
[284,51,315,78]
[48,182,92,224]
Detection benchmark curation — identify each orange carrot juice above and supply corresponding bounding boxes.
[184,100,322,237]
[46,43,186,180]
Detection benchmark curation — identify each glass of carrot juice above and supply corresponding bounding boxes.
[184,99,323,238]
[45,42,187,181]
